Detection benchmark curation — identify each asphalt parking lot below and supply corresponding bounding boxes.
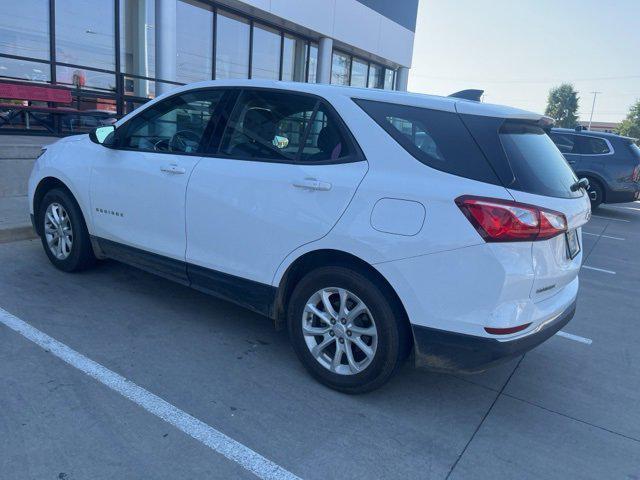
[1,202,639,480]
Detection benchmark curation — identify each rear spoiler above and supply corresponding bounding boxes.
[449,89,484,101]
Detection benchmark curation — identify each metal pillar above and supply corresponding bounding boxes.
[316,37,333,84]
[155,0,177,95]
[396,67,409,92]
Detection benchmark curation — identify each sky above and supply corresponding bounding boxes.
[409,0,640,123]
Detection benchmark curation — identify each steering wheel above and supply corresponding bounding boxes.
[169,130,201,153]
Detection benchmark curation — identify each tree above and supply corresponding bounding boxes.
[545,84,579,128]
[618,100,640,144]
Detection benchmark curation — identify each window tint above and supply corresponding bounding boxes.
[549,133,578,154]
[121,90,224,153]
[499,123,580,198]
[355,99,499,184]
[299,104,351,162]
[220,90,317,161]
[579,136,611,155]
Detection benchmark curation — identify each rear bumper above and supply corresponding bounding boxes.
[411,299,576,373]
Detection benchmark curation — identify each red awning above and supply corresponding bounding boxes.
[0,83,72,103]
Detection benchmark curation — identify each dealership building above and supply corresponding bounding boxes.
[0,0,419,136]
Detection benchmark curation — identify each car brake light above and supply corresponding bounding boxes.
[455,195,567,242]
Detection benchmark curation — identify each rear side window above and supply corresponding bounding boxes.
[579,136,611,155]
[355,99,499,184]
[499,123,580,198]
[548,132,578,154]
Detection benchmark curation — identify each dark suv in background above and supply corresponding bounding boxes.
[549,127,640,208]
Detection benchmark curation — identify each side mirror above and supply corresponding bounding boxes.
[89,125,116,147]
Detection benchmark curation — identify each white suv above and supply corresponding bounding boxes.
[28,80,591,393]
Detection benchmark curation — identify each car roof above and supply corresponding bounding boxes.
[552,127,636,142]
[118,79,553,127]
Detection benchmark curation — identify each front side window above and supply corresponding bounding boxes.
[220,90,353,163]
[121,90,225,153]
[220,90,316,161]
[579,136,611,155]
[549,132,578,154]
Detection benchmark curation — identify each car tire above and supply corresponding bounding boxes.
[38,188,96,272]
[287,266,409,394]
[585,178,604,209]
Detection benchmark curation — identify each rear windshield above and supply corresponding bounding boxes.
[354,99,500,185]
[628,142,640,159]
[499,122,580,198]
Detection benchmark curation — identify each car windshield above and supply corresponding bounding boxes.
[499,122,581,198]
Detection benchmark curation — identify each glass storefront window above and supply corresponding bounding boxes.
[384,68,396,90]
[0,57,50,83]
[350,58,368,88]
[120,0,156,94]
[216,12,250,80]
[331,52,350,86]
[368,64,383,89]
[55,0,115,70]
[251,24,280,80]
[282,34,307,82]
[0,0,49,60]
[177,0,213,84]
[56,66,116,92]
[307,44,318,83]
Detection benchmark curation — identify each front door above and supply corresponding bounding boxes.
[186,89,367,294]
[89,89,226,281]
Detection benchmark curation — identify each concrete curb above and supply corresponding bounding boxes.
[0,225,38,244]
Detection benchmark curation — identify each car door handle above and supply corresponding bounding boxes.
[161,164,186,174]
[292,178,332,191]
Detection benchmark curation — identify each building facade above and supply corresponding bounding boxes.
[0,0,419,136]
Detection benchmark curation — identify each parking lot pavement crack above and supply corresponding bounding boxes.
[502,392,640,444]
[582,222,607,263]
[444,355,526,480]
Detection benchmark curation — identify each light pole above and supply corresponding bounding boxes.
[588,91,602,130]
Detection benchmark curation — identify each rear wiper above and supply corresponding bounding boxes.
[570,178,590,192]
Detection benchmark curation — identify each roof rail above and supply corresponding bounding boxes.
[448,89,484,101]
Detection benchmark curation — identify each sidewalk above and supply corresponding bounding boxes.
[0,195,34,243]
[0,135,58,243]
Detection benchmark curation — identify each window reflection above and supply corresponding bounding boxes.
[384,68,396,90]
[0,57,50,83]
[252,24,280,80]
[215,12,250,79]
[368,64,383,89]
[120,0,155,97]
[331,52,350,86]
[177,0,213,84]
[308,44,318,83]
[0,0,49,60]
[55,0,115,70]
[350,59,368,88]
[282,34,307,82]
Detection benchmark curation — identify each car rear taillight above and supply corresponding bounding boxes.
[455,195,567,242]
[632,164,640,182]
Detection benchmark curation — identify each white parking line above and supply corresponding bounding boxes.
[582,232,625,241]
[591,215,631,223]
[555,331,593,345]
[582,265,616,275]
[0,307,299,480]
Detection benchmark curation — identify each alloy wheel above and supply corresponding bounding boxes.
[44,202,73,260]
[302,287,378,375]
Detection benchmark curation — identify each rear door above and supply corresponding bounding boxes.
[185,89,367,293]
[498,123,591,301]
[548,131,581,168]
